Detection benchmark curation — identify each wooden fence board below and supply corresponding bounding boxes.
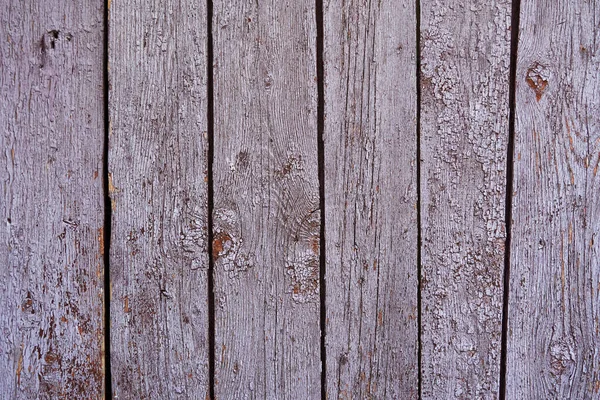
[108,0,210,397]
[506,1,600,398]
[212,0,321,397]
[323,0,419,398]
[419,1,512,398]
[0,1,106,398]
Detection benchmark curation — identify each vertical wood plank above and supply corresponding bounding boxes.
[0,1,106,398]
[507,1,600,398]
[419,1,512,398]
[108,0,210,397]
[323,0,418,398]
[212,0,321,397]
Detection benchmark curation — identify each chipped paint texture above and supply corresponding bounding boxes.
[507,0,600,398]
[420,0,511,398]
[212,0,321,397]
[4,1,600,399]
[0,1,106,398]
[108,0,210,397]
[323,0,419,398]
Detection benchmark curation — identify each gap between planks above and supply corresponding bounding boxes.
[415,0,423,398]
[206,0,216,396]
[103,0,113,396]
[499,0,521,398]
[315,0,327,398]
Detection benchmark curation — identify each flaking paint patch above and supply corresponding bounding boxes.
[108,172,118,210]
[286,250,319,303]
[311,236,319,255]
[108,173,118,194]
[213,209,253,276]
[98,227,104,256]
[526,62,550,101]
[16,345,23,386]
[212,232,232,260]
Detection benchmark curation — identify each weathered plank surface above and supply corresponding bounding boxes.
[212,0,321,397]
[108,0,210,397]
[419,1,512,398]
[323,0,418,398]
[0,1,106,398]
[506,1,600,398]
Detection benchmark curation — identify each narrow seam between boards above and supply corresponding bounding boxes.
[315,0,327,398]
[103,0,113,397]
[499,0,521,398]
[415,0,423,398]
[206,0,217,397]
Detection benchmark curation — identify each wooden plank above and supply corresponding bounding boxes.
[212,0,320,397]
[323,0,418,398]
[0,1,106,398]
[419,1,512,398]
[108,0,210,397]
[506,1,600,398]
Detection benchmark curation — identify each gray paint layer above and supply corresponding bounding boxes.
[419,0,512,398]
[108,0,210,397]
[323,0,419,398]
[212,0,321,397]
[0,1,106,398]
[507,0,600,398]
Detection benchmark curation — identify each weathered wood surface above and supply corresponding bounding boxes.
[419,0,512,398]
[108,0,210,397]
[0,1,106,398]
[5,1,600,398]
[212,0,321,397]
[323,0,419,398]
[506,0,600,398]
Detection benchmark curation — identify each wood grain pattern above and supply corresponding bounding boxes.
[419,1,512,398]
[212,0,321,397]
[323,0,419,398]
[0,1,106,398]
[506,1,600,398]
[108,0,210,398]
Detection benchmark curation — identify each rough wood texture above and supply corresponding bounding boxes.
[419,1,512,398]
[212,0,321,397]
[506,1,600,398]
[323,0,418,398]
[0,1,106,398]
[108,0,210,398]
